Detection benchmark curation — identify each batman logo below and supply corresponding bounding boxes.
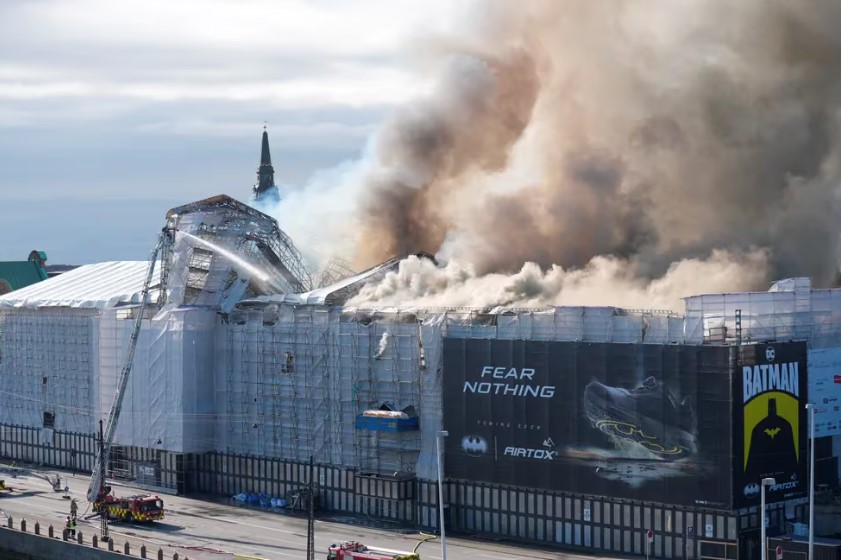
[462,435,488,456]
[764,427,781,439]
[744,483,760,497]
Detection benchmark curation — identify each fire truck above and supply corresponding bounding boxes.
[86,229,173,526]
[92,486,164,522]
[327,541,420,560]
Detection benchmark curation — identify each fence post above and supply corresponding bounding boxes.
[34,522,40,535]
[93,535,98,548]
[108,537,114,551]
[77,531,83,544]
[48,525,54,538]
[20,519,26,532]
[6,517,11,529]
[157,548,164,560]
[141,544,147,558]
[125,541,131,555]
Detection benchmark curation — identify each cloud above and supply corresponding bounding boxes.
[0,0,459,109]
[0,0,464,265]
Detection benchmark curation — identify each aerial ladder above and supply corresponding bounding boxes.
[86,228,172,537]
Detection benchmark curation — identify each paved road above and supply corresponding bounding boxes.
[0,469,604,560]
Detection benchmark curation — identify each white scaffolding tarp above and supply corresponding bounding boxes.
[99,307,216,453]
[0,308,98,434]
[0,261,160,310]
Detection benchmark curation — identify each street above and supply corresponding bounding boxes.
[0,469,603,560]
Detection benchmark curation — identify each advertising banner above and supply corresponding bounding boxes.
[442,339,733,509]
[808,347,841,437]
[732,342,808,509]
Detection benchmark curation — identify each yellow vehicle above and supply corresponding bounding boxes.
[92,489,164,523]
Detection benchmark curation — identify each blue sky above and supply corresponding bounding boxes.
[0,0,459,265]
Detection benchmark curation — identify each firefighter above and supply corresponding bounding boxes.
[65,516,74,538]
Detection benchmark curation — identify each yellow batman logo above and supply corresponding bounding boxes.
[764,427,781,439]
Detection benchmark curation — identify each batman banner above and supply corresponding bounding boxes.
[442,338,734,509]
[732,342,808,509]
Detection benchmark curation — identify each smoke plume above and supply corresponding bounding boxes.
[337,0,841,310]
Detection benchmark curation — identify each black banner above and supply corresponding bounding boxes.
[442,339,733,509]
[732,342,808,509]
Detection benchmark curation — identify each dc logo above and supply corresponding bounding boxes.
[766,347,776,362]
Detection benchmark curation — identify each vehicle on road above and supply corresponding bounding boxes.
[327,541,420,560]
[86,229,173,525]
[92,490,164,522]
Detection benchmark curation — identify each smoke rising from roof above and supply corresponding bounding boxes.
[268,0,841,311]
[345,250,771,311]
[344,0,841,309]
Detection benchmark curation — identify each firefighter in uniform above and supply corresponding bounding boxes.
[65,516,75,538]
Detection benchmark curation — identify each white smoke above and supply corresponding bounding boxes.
[346,250,771,312]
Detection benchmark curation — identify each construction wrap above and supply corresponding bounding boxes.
[0,308,98,434]
[2,268,841,487]
[98,306,216,453]
[0,262,159,310]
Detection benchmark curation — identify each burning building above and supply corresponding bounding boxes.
[0,193,840,560]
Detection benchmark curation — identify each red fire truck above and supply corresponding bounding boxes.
[327,541,420,560]
[92,487,165,523]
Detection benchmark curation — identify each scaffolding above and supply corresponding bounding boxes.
[161,195,313,307]
[0,308,97,436]
[683,278,841,348]
[219,307,423,476]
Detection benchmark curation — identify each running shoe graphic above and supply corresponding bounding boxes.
[583,376,697,460]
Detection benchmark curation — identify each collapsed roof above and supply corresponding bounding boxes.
[161,195,313,310]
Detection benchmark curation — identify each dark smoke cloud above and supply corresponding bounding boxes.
[346,0,841,309]
[354,44,540,267]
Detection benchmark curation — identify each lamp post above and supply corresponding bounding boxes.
[761,477,776,560]
[436,430,449,560]
[806,403,816,560]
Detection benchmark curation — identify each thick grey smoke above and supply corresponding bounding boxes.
[343,0,841,310]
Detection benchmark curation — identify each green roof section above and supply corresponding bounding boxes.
[0,251,49,295]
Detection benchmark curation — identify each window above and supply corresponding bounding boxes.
[43,411,55,429]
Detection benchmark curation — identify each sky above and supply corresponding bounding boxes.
[0,0,460,264]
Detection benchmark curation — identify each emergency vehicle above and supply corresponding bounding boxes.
[327,541,420,560]
[92,486,164,522]
[85,229,172,524]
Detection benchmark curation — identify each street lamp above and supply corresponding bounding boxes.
[806,403,816,560]
[436,430,449,560]
[761,477,776,560]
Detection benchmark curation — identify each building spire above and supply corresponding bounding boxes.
[252,123,280,204]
